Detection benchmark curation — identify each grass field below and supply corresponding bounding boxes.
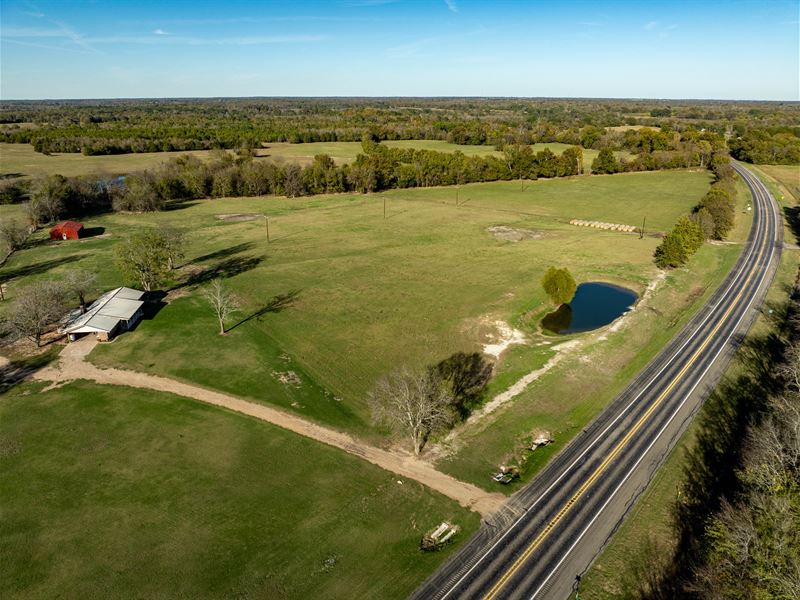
[436,171,753,490]
[0,380,479,599]
[754,164,800,204]
[0,140,628,179]
[0,171,712,439]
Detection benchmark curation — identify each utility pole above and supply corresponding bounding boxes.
[265,215,270,243]
[640,216,646,239]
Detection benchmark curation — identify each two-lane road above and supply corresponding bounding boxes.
[411,162,782,600]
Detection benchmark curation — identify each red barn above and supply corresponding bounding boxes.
[50,221,84,241]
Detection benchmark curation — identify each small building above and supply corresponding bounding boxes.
[50,221,84,241]
[62,287,145,342]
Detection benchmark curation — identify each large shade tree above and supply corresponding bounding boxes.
[114,230,169,291]
[368,368,454,455]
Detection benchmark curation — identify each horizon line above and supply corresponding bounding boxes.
[2,95,799,103]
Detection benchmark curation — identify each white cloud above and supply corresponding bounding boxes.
[644,21,658,30]
[445,0,458,13]
[152,28,168,35]
[2,21,97,52]
[85,34,328,46]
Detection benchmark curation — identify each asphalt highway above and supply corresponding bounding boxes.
[410,162,782,600]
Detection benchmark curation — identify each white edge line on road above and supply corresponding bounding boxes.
[437,165,769,600]
[527,166,779,599]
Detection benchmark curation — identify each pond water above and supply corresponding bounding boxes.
[541,282,638,334]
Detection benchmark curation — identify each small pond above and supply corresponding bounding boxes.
[541,282,638,335]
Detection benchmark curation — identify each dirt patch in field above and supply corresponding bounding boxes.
[480,318,528,359]
[215,213,260,222]
[164,288,190,303]
[272,370,302,386]
[487,226,543,242]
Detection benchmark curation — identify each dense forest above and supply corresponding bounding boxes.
[1,98,798,162]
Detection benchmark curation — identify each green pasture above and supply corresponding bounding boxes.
[437,170,753,490]
[755,163,800,203]
[1,171,712,438]
[0,380,479,600]
[0,140,628,179]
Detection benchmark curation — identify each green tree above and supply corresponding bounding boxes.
[691,207,716,240]
[699,187,735,240]
[654,231,688,268]
[672,216,705,255]
[158,225,185,270]
[29,174,70,226]
[541,266,577,306]
[114,230,169,291]
[114,173,163,212]
[591,148,620,174]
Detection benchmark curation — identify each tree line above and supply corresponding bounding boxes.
[3,137,733,234]
[653,154,737,269]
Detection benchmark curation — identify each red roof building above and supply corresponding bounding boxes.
[50,221,84,241]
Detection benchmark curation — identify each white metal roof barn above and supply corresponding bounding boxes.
[62,287,145,342]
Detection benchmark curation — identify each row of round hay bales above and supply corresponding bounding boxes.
[568,219,636,232]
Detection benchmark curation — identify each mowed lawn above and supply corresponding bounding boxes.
[0,381,479,600]
[0,171,711,436]
[0,140,627,178]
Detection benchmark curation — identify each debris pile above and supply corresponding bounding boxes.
[271,370,302,386]
[421,521,460,551]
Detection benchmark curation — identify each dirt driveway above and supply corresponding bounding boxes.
[34,338,505,516]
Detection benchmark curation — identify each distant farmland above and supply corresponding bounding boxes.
[0,140,629,179]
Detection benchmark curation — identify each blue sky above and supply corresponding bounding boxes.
[1,0,798,100]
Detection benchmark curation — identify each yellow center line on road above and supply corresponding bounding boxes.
[482,204,769,600]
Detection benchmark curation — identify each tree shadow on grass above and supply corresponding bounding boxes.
[0,255,83,282]
[163,199,200,212]
[783,205,800,244]
[0,349,59,393]
[176,255,264,290]
[227,289,302,331]
[80,226,106,238]
[192,242,255,264]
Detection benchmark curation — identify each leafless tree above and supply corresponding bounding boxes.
[9,281,65,347]
[202,279,239,335]
[367,367,454,455]
[0,219,29,257]
[64,270,97,314]
[776,343,800,391]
